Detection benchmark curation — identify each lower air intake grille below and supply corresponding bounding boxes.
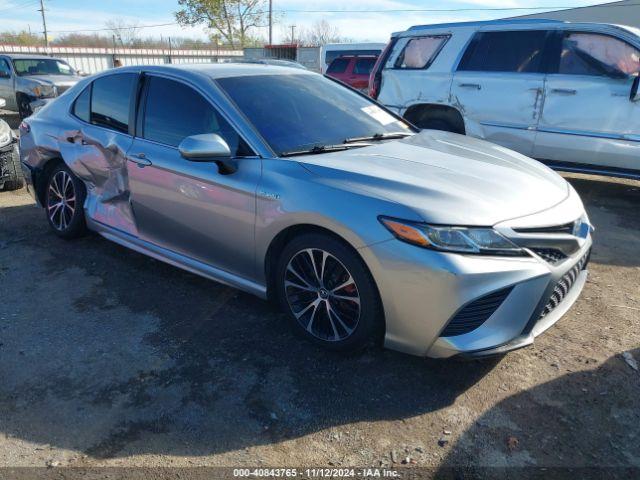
[539,250,590,319]
[532,248,567,265]
[441,287,514,337]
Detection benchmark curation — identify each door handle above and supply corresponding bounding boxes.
[551,88,577,95]
[459,83,481,90]
[66,136,88,145]
[128,153,152,167]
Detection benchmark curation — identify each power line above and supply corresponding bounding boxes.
[0,0,40,15]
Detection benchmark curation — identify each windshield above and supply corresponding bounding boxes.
[13,59,75,76]
[216,74,413,156]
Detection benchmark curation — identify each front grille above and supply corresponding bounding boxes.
[514,222,576,235]
[531,248,567,265]
[539,250,590,319]
[56,85,71,95]
[441,287,514,337]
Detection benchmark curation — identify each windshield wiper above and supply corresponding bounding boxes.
[280,143,368,158]
[344,132,413,144]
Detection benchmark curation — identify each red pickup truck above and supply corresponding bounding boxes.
[325,55,378,93]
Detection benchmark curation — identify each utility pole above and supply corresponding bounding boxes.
[290,24,295,45]
[38,0,48,48]
[268,0,273,46]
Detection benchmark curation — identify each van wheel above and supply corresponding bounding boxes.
[45,163,87,239]
[275,233,383,352]
[0,147,23,191]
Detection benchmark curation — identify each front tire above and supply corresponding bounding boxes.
[275,233,383,352]
[17,93,32,120]
[45,164,87,239]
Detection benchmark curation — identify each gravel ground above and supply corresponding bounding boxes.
[0,173,638,477]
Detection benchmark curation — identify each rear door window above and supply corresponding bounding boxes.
[556,32,640,78]
[141,76,252,156]
[458,30,549,73]
[353,58,377,75]
[395,36,449,69]
[90,73,137,133]
[327,58,350,74]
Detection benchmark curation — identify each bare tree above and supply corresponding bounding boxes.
[175,0,267,48]
[105,18,140,47]
[300,20,342,47]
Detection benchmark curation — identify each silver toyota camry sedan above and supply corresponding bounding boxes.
[19,64,593,358]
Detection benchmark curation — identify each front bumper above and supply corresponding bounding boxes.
[359,218,592,358]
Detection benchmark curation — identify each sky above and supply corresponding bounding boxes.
[0,0,611,44]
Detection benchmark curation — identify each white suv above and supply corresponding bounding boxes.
[370,19,640,179]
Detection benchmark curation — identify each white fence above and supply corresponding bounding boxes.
[0,45,244,74]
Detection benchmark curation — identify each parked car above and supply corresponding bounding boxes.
[371,19,640,179]
[326,55,378,92]
[0,97,22,191]
[0,54,82,119]
[320,43,385,73]
[20,64,593,358]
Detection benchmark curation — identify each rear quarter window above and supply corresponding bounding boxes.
[394,35,449,69]
[72,85,91,123]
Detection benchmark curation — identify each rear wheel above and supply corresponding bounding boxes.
[275,233,383,352]
[45,164,87,239]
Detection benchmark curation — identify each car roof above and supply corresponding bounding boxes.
[395,18,565,37]
[396,18,639,38]
[112,62,316,80]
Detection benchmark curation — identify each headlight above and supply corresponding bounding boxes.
[0,122,11,146]
[379,217,524,255]
[32,84,56,98]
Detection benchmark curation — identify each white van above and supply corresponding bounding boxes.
[320,43,386,73]
[371,19,640,179]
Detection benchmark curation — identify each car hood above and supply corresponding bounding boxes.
[23,75,81,87]
[298,130,569,226]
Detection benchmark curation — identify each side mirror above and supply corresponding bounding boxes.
[0,71,10,79]
[631,75,640,102]
[0,98,5,109]
[178,133,237,174]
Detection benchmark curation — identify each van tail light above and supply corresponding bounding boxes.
[19,121,30,134]
[369,37,398,100]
